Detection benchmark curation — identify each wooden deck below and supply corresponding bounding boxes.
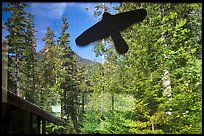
[2,91,63,134]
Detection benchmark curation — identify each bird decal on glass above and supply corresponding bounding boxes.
[75,9,147,54]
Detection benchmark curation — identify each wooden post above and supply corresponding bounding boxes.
[2,40,8,103]
[42,119,46,134]
[37,116,41,134]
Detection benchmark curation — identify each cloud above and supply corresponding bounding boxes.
[77,2,100,15]
[80,2,120,14]
[30,2,119,20]
[66,2,120,22]
[27,2,120,53]
[30,2,68,19]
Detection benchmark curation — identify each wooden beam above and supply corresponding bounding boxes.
[7,91,63,125]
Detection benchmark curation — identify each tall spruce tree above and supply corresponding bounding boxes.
[3,2,37,99]
[57,17,81,133]
[38,26,56,110]
[21,13,37,103]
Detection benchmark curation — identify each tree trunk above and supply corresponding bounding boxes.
[111,92,115,131]
[32,58,35,103]
[82,90,85,114]
[160,4,172,112]
[2,40,8,103]
[15,53,20,96]
[160,4,172,97]
[70,94,79,133]
[151,120,154,131]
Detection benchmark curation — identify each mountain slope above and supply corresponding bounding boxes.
[36,49,96,66]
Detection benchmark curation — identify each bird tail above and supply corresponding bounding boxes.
[111,31,129,54]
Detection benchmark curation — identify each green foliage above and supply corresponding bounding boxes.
[80,111,101,134]
[42,26,55,47]
[37,16,87,134]
[57,17,70,47]
[82,2,202,134]
[3,2,201,134]
[117,2,201,134]
[46,123,65,134]
[3,2,37,102]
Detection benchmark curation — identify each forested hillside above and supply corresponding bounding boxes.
[36,49,95,66]
[2,2,202,134]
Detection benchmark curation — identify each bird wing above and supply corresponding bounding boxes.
[75,9,147,54]
[75,18,111,46]
[112,9,147,32]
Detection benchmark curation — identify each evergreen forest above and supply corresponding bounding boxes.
[2,2,202,134]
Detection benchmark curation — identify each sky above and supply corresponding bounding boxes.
[2,2,120,63]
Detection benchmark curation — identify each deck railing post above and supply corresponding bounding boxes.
[42,119,46,134]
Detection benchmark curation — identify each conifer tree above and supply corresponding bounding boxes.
[21,13,37,103]
[3,2,37,98]
[57,17,81,133]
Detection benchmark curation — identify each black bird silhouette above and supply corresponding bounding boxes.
[75,9,147,54]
